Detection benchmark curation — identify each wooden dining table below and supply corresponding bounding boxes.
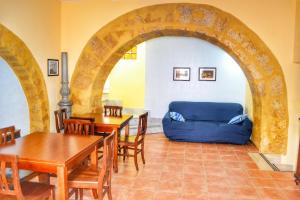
[0,132,102,200]
[71,113,133,172]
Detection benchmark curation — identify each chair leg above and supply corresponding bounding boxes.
[98,188,103,200]
[92,189,98,199]
[123,147,126,161]
[134,148,139,171]
[141,144,145,164]
[79,188,84,200]
[107,186,112,200]
[75,189,79,200]
[107,173,113,200]
[50,187,55,200]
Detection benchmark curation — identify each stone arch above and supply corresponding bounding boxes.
[0,24,49,132]
[70,3,288,153]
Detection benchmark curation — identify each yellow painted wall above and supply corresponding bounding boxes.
[105,43,145,109]
[0,0,61,132]
[294,0,300,62]
[61,0,300,167]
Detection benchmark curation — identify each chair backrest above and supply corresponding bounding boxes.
[134,112,148,144]
[0,126,15,146]
[104,105,122,117]
[70,116,95,122]
[0,154,24,199]
[98,132,115,192]
[63,119,95,136]
[54,108,68,133]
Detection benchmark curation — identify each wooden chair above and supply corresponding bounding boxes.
[68,117,105,159]
[0,126,40,182]
[54,108,68,133]
[104,105,122,117]
[118,112,148,170]
[68,132,115,200]
[0,154,55,200]
[0,126,16,145]
[64,119,95,136]
[70,116,95,122]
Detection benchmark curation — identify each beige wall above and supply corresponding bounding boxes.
[0,0,61,132]
[61,0,300,167]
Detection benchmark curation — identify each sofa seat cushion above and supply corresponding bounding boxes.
[163,120,251,144]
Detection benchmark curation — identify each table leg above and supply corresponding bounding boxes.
[113,127,119,173]
[57,166,68,200]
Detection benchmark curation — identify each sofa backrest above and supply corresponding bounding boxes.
[169,101,243,122]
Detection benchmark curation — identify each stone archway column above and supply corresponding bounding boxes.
[0,24,49,132]
[70,3,288,154]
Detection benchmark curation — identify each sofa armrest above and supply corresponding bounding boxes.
[162,112,172,124]
[242,118,253,131]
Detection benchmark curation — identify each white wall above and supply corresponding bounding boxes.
[0,58,29,135]
[145,37,247,118]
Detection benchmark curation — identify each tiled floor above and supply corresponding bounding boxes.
[69,133,300,200]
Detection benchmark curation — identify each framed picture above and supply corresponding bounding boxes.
[47,59,59,76]
[173,67,190,81]
[199,67,216,81]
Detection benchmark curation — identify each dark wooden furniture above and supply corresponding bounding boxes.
[0,125,16,145]
[0,132,102,200]
[64,119,95,136]
[295,123,300,184]
[0,154,55,200]
[68,132,115,200]
[104,105,123,117]
[54,108,68,133]
[119,112,148,170]
[71,113,133,172]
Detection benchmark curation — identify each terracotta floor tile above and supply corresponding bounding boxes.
[247,169,273,178]
[226,176,252,187]
[230,187,259,199]
[256,188,284,200]
[281,189,300,200]
[183,173,206,182]
[158,179,183,192]
[225,168,248,177]
[182,192,209,200]
[206,175,228,186]
[274,179,300,190]
[160,171,183,181]
[250,178,277,188]
[183,165,205,175]
[182,181,207,194]
[154,191,181,200]
[132,178,158,190]
[127,189,154,200]
[269,171,294,180]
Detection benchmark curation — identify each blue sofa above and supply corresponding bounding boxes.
[162,101,252,144]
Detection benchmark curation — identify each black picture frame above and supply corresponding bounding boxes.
[199,67,216,81]
[173,67,191,81]
[47,59,59,76]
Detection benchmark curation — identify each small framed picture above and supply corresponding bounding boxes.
[173,67,190,81]
[47,59,59,76]
[199,67,216,81]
